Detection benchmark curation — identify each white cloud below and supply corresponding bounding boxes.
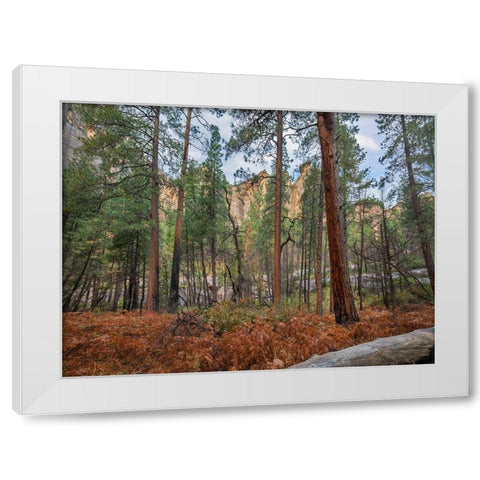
[198,109,233,141]
[356,133,380,151]
[222,152,264,183]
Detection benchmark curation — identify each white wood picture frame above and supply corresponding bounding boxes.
[12,65,468,415]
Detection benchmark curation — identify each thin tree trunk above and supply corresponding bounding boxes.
[130,233,140,310]
[185,234,191,305]
[211,236,217,302]
[358,201,366,310]
[191,239,197,306]
[168,107,192,312]
[299,221,305,307]
[145,106,161,311]
[306,220,313,310]
[223,256,227,301]
[140,258,146,311]
[200,239,210,306]
[381,203,396,310]
[265,256,272,303]
[303,234,308,305]
[223,186,244,299]
[273,111,283,311]
[91,275,100,311]
[123,271,128,310]
[210,164,218,302]
[379,226,390,308]
[226,264,238,302]
[111,273,122,312]
[323,231,331,312]
[400,115,435,294]
[315,172,325,315]
[317,112,359,324]
[73,275,91,312]
[62,240,97,312]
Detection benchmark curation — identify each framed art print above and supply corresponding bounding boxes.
[13,65,468,414]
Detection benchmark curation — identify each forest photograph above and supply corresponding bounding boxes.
[62,103,435,376]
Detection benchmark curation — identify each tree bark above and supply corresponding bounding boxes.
[317,112,359,324]
[168,107,193,312]
[400,115,435,294]
[315,170,325,316]
[273,111,283,311]
[62,240,97,312]
[306,221,313,309]
[200,239,210,306]
[381,202,396,310]
[145,106,161,311]
[210,160,218,303]
[140,258,146,311]
[111,272,122,312]
[299,220,305,307]
[357,200,366,310]
[290,328,435,368]
[211,236,217,302]
[130,233,140,310]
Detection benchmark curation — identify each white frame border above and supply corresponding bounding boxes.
[13,65,468,415]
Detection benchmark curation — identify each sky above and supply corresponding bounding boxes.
[356,113,383,179]
[189,110,386,188]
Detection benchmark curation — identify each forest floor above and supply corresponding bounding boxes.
[63,303,434,376]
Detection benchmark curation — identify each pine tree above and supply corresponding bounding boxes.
[317,112,360,324]
[168,107,193,312]
[145,106,160,311]
[228,110,289,310]
[376,114,435,294]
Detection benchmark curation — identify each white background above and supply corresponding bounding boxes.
[1,1,477,479]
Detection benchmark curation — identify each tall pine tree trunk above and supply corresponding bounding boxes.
[273,111,283,311]
[400,116,435,294]
[168,107,192,312]
[145,106,160,311]
[317,112,359,325]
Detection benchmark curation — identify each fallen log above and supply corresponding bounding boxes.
[290,327,435,369]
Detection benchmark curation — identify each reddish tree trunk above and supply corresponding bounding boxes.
[168,107,192,312]
[145,106,160,311]
[317,112,359,324]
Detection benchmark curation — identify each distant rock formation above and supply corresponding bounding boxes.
[62,110,422,231]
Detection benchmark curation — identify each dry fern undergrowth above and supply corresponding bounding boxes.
[63,304,434,376]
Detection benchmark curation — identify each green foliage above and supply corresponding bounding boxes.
[63,103,435,317]
[62,104,178,311]
[376,114,434,200]
[200,301,260,333]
